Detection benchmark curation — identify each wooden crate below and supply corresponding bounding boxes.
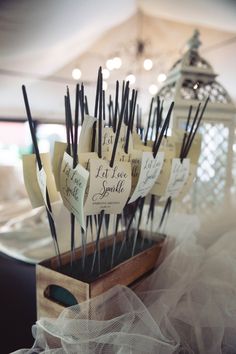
[36,230,165,319]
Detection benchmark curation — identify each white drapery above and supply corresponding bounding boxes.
[12,203,236,353]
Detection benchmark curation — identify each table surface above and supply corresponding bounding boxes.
[0,252,36,354]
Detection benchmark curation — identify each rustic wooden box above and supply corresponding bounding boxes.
[36,230,165,319]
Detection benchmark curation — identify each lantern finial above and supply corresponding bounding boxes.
[185,29,201,52]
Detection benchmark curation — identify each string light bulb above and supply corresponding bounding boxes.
[125,74,136,85]
[102,68,110,79]
[103,81,108,91]
[157,73,167,83]
[72,68,81,80]
[149,84,158,95]
[143,59,153,71]
[106,59,114,71]
[113,56,122,69]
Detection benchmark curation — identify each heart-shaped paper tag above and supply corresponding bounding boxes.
[129,151,164,203]
[84,158,131,215]
[162,158,190,200]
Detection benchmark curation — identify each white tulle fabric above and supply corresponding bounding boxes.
[13,205,236,354]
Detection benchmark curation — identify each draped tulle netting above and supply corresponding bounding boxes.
[12,204,236,354]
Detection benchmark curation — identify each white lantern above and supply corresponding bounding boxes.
[157,30,236,211]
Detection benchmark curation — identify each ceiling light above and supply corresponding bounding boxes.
[149,84,158,95]
[143,59,153,71]
[103,81,108,91]
[113,56,122,69]
[106,59,114,71]
[102,68,110,79]
[72,68,81,80]
[125,74,136,85]
[157,73,167,83]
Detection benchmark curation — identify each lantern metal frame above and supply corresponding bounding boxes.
[158,30,236,210]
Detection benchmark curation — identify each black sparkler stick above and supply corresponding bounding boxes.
[69,84,80,267]
[22,85,61,268]
[183,97,209,158]
[130,90,138,133]
[84,95,89,115]
[144,97,154,145]
[153,102,174,158]
[91,70,104,274]
[124,89,136,154]
[131,197,145,256]
[180,105,192,161]
[113,81,119,133]
[66,87,74,147]
[109,82,130,267]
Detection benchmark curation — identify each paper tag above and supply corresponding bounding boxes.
[147,140,153,148]
[78,115,96,154]
[79,152,98,170]
[117,124,130,151]
[174,130,201,164]
[160,136,176,152]
[52,141,68,190]
[79,152,98,201]
[186,134,201,165]
[23,153,60,208]
[95,125,115,160]
[96,124,134,161]
[117,151,132,163]
[130,150,142,194]
[129,151,164,203]
[101,127,115,160]
[36,166,50,213]
[84,158,131,215]
[177,164,197,200]
[151,137,176,196]
[162,158,190,200]
[132,132,143,148]
[141,145,152,152]
[60,152,89,229]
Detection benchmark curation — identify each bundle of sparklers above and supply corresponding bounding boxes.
[22,67,208,277]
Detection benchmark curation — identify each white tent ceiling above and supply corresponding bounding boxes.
[0,0,236,121]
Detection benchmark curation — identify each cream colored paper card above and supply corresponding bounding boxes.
[117,124,133,152]
[117,151,132,163]
[133,132,143,148]
[99,125,133,161]
[186,134,201,165]
[130,149,142,194]
[79,152,98,170]
[23,153,60,208]
[140,145,152,152]
[177,164,197,200]
[174,130,201,164]
[160,136,176,153]
[150,157,171,196]
[151,137,176,196]
[52,141,68,190]
[84,158,131,215]
[101,127,115,160]
[36,166,50,213]
[129,151,164,203]
[147,140,153,148]
[60,152,89,229]
[162,158,190,200]
[79,152,98,200]
[78,114,96,154]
